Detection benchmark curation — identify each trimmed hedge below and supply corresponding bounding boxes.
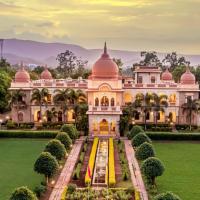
[135,142,155,160]
[132,133,151,147]
[109,138,116,186]
[127,125,144,139]
[0,130,57,138]
[146,132,200,140]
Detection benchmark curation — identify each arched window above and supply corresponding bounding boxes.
[151,76,156,83]
[95,97,99,106]
[18,112,23,122]
[101,96,109,106]
[135,111,140,120]
[157,112,160,120]
[37,111,41,121]
[146,112,150,120]
[111,98,115,106]
[58,111,62,122]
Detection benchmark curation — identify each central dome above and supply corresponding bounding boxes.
[91,43,119,79]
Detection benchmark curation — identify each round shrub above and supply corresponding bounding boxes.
[10,186,38,200]
[34,152,59,182]
[44,139,66,161]
[132,132,151,147]
[141,157,165,185]
[154,192,181,200]
[135,142,155,160]
[56,132,72,151]
[33,185,46,198]
[60,124,78,142]
[127,125,144,139]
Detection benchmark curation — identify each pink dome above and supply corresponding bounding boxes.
[15,65,30,82]
[161,68,173,81]
[41,67,52,79]
[180,67,195,84]
[91,43,119,79]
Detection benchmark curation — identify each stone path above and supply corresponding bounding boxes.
[124,140,149,200]
[49,137,85,200]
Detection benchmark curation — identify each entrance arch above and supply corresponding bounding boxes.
[99,119,109,134]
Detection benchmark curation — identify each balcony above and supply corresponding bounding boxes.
[88,106,121,112]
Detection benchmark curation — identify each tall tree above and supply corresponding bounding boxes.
[45,107,58,122]
[31,88,49,121]
[140,51,162,67]
[53,88,71,122]
[162,52,188,72]
[181,96,200,130]
[113,58,123,74]
[9,89,26,125]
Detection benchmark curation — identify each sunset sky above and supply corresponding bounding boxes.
[0,0,200,54]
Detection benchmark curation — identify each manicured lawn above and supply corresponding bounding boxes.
[154,141,200,200]
[0,138,48,200]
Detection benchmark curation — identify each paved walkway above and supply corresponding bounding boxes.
[124,140,149,200]
[49,137,85,200]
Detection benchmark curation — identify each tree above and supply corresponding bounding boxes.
[60,124,78,142]
[34,152,59,184]
[141,157,165,185]
[56,50,88,78]
[154,192,181,200]
[10,186,38,200]
[194,66,200,85]
[162,52,188,72]
[181,96,200,130]
[31,88,49,121]
[127,125,144,139]
[0,70,11,113]
[140,51,162,67]
[113,58,123,74]
[135,142,155,160]
[53,88,71,122]
[56,132,72,151]
[9,89,27,125]
[44,139,66,161]
[132,132,151,147]
[45,107,57,122]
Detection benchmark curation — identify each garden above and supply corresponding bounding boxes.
[0,138,48,200]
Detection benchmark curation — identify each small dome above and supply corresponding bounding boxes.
[15,64,30,82]
[41,66,52,79]
[91,42,119,79]
[161,68,173,81]
[180,66,195,84]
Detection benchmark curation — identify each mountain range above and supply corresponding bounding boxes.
[1,39,200,68]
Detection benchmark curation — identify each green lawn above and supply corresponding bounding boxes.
[154,141,200,200]
[0,138,48,200]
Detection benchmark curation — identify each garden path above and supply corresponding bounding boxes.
[124,139,149,200]
[49,137,85,200]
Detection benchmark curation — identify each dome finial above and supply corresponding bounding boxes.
[104,41,107,54]
[20,61,24,70]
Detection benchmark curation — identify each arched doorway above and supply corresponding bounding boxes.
[37,111,41,122]
[58,111,62,122]
[101,96,109,106]
[95,97,99,106]
[99,119,109,134]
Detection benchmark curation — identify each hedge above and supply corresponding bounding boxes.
[109,138,116,186]
[61,187,67,200]
[146,132,200,140]
[135,190,141,200]
[85,137,99,185]
[0,130,58,138]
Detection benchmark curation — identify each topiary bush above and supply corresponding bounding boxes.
[67,184,77,194]
[127,125,144,139]
[44,139,66,161]
[60,124,78,142]
[141,157,165,185]
[55,132,72,151]
[154,192,182,200]
[135,142,155,160]
[10,186,38,200]
[33,185,46,198]
[132,132,151,147]
[34,152,59,183]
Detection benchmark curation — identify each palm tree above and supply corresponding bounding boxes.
[182,96,200,130]
[151,93,168,126]
[45,107,58,122]
[9,89,26,126]
[31,88,49,121]
[53,88,71,122]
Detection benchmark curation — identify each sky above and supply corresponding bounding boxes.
[0,0,200,54]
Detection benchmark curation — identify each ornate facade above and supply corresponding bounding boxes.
[10,43,200,136]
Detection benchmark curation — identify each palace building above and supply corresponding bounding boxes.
[10,43,200,136]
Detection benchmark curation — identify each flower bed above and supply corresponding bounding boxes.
[85,137,99,185]
[109,138,116,186]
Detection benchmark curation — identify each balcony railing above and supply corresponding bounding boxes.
[89,106,121,112]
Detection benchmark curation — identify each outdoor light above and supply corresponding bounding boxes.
[51,180,55,185]
[6,116,10,120]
